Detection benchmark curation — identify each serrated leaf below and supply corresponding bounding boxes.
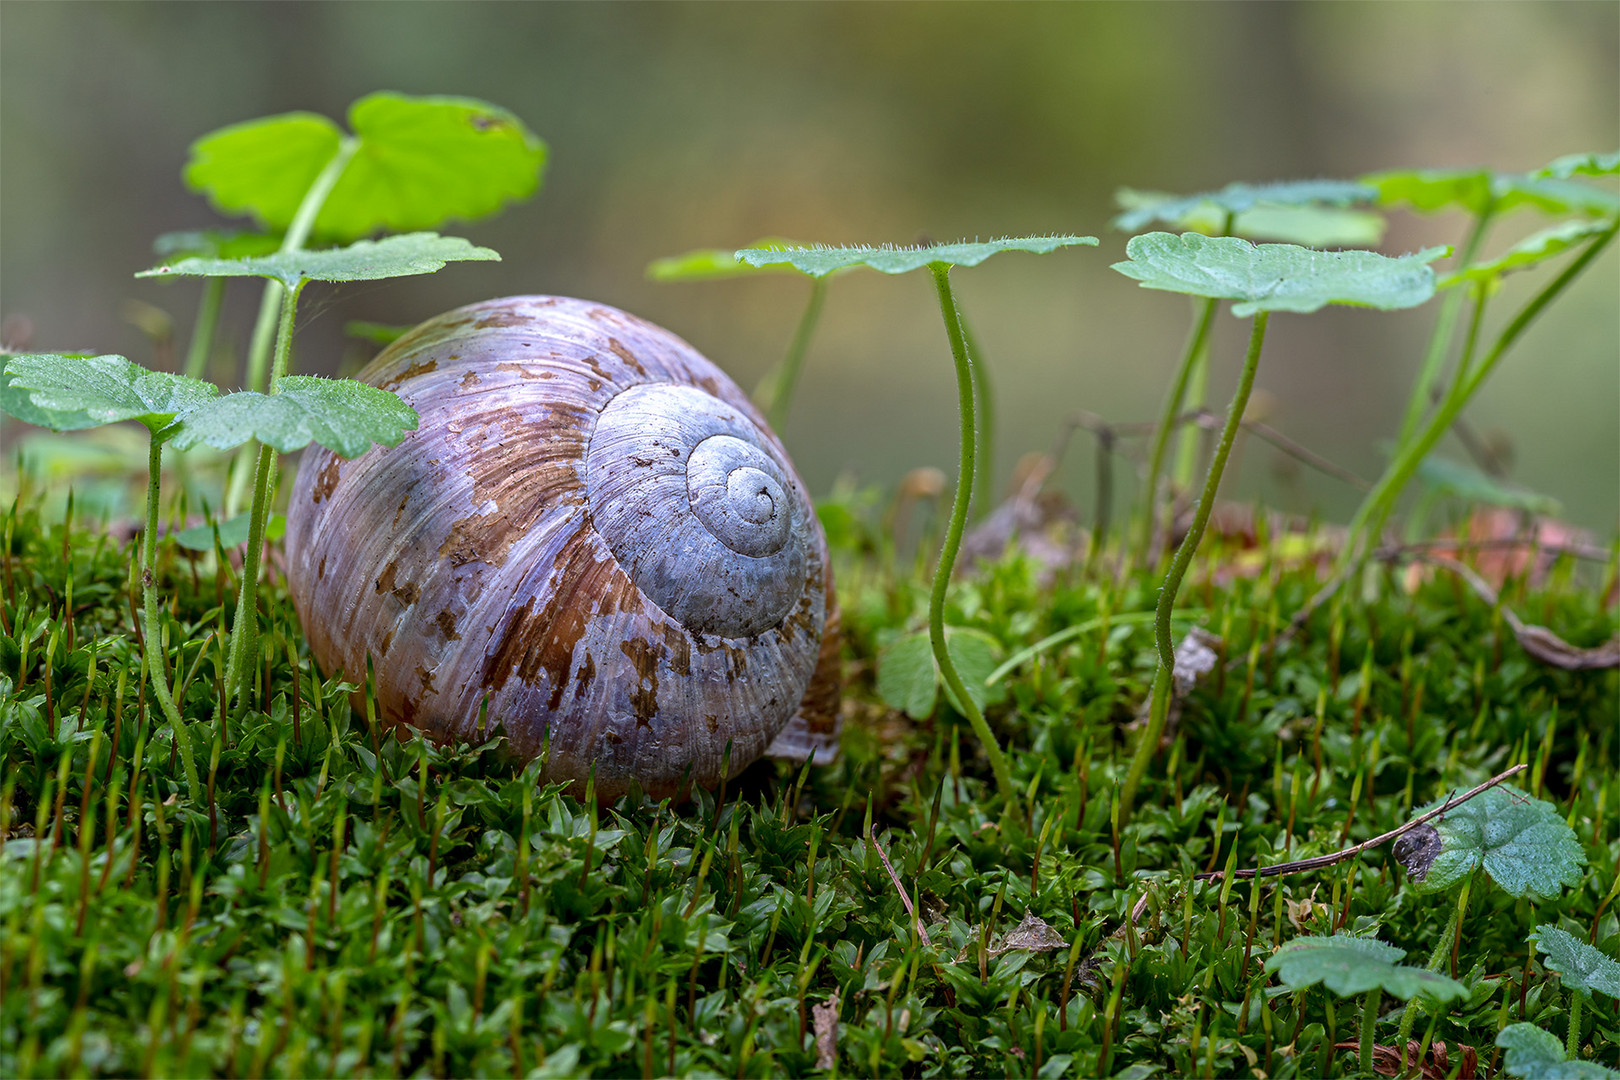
[0,355,102,432]
[173,511,287,552]
[1535,151,1620,180]
[1416,457,1560,515]
[735,236,1097,278]
[4,353,218,435]
[1439,220,1612,289]
[876,628,1006,719]
[169,376,418,458]
[185,92,546,242]
[1112,233,1445,317]
[1364,168,1620,218]
[138,233,500,289]
[648,238,807,282]
[1412,785,1585,899]
[1263,934,1469,1004]
[1497,1022,1620,1079]
[1112,179,1377,233]
[1113,188,1386,246]
[1531,926,1620,1002]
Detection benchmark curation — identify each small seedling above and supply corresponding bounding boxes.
[737,236,1097,814]
[1530,925,1620,1060]
[1264,933,1467,1074]
[1109,232,1445,819]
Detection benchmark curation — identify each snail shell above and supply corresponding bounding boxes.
[284,296,840,800]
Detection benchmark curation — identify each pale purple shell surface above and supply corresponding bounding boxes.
[284,297,838,800]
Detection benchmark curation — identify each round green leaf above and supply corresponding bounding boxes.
[1364,167,1620,218]
[152,228,280,260]
[173,510,287,552]
[1264,934,1468,1004]
[184,112,346,233]
[137,233,500,289]
[1416,457,1560,515]
[736,236,1097,278]
[876,627,1005,720]
[1497,1022,1620,1079]
[183,93,546,241]
[168,376,418,458]
[1112,233,1446,317]
[0,354,103,432]
[1412,785,1586,899]
[4,353,218,435]
[1531,925,1620,1002]
[1112,179,1377,233]
[648,239,808,282]
[1113,188,1386,246]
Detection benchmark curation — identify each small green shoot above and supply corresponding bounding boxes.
[1111,233,1443,820]
[738,235,1097,814]
[1265,934,1467,1074]
[1532,925,1620,1059]
[1497,1022,1620,1080]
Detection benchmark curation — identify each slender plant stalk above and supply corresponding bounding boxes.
[1393,207,1496,449]
[183,278,225,380]
[1360,988,1381,1076]
[1120,312,1269,821]
[1164,213,1233,513]
[1344,222,1617,565]
[759,276,827,432]
[1139,294,1220,565]
[220,282,304,718]
[1397,871,1472,1068]
[226,136,360,515]
[958,313,994,522]
[1567,992,1583,1060]
[927,263,1017,815]
[142,438,202,803]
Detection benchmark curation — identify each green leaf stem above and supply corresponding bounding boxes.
[1112,233,1446,316]
[185,92,546,241]
[138,232,500,289]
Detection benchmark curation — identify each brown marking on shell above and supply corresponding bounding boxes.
[606,337,647,377]
[391,493,411,527]
[495,362,544,379]
[459,370,481,390]
[481,522,644,705]
[416,664,436,693]
[619,637,660,726]
[374,561,422,607]
[574,652,596,699]
[473,308,533,329]
[312,455,343,504]
[380,629,394,657]
[317,555,326,580]
[435,610,461,641]
[378,357,439,391]
[797,582,843,736]
[663,625,691,678]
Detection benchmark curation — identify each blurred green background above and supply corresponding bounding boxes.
[3,1,1616,530]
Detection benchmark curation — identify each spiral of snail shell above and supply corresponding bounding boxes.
[284,296,840,800]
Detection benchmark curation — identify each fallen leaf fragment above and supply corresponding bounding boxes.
[812,991,840,1071]
[1331,1039,1476,1079]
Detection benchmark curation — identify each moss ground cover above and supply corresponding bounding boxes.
[0,480,1614,1077]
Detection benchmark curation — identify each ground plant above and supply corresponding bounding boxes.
[0,93,1616,1079]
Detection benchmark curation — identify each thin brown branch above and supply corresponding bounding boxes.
[867,824,931,948]
[1194,763,1528,882]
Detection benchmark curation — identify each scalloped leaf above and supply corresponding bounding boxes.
[1264,935,1468,1004]
[876,627,1005,719]
[1112,179,1377,232]
[1412,785,1585,899]
[152,228,280,261]
[1112,233,1445,317]
[4,353,218,435]
[1535,151,1620,180]
[168,376,417,458]
[735,235,1097,278]
[1531,926,1620,1002]
[185,92,546,242]
[1416,457,1560,515]
[1364,167,1620,218]
[1439,220,1612,289]
[0,355,102,432]
[648,238,808,282]
[1113,188,1385,247]
[1497,1022,1620,1079]
[137,233,500,289]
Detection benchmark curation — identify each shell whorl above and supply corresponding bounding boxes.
[586,383,808,637]
[282,296,835,800]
